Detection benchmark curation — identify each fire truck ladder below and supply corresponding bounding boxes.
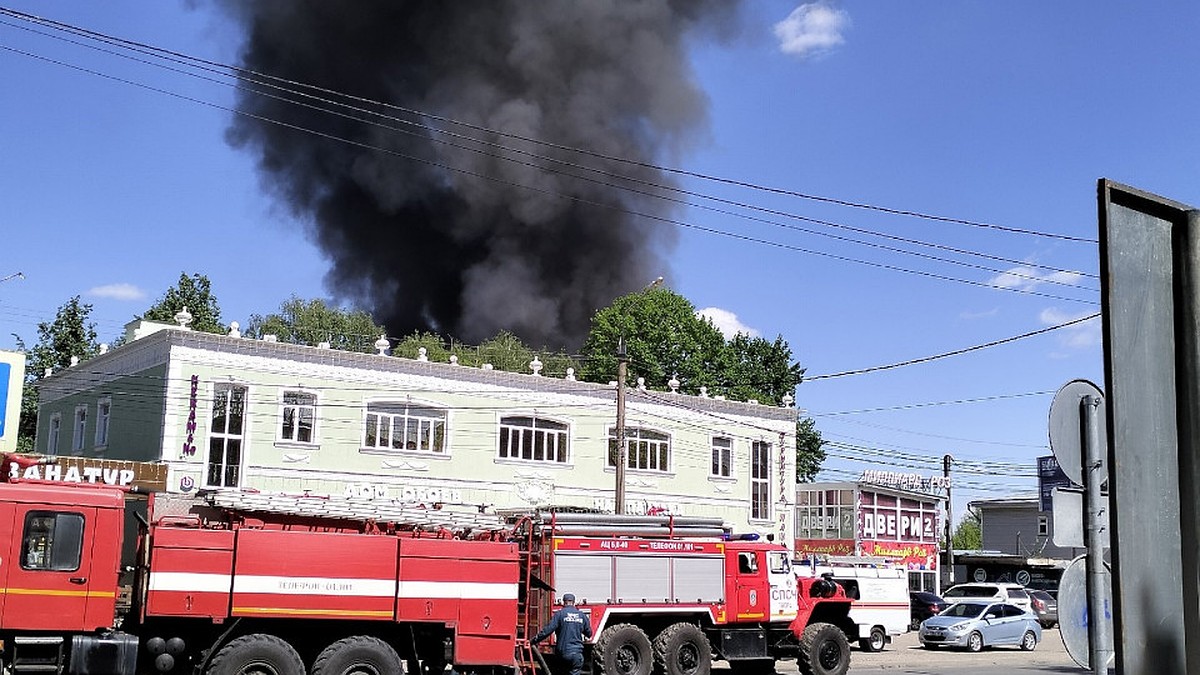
[201,489,506,534]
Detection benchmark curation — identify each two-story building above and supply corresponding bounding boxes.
[31,319,798,542]
[793,472,947,593]
[962,492,1084,592]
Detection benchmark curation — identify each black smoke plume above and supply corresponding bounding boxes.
[221,1,737,349]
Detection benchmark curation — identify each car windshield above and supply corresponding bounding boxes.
[944,585,996,598]
[940,603,988,618]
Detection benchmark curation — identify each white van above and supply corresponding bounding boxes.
[798,558,911,652]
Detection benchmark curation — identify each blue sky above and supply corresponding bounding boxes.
[2,2,1195,521]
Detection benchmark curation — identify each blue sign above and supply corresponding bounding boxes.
[1038,455,1075,512]
[0,362,9,438]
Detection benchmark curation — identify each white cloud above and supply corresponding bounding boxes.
[988,266,1083,292]
[696,307,761,339]
[1040,307,1101,349]
[960,307,1000,320]
[774,2,849,59]
[87,283,146,301]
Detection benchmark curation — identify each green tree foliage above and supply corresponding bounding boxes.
[245,297,385,353]
[476,331,537,374]
[392,331,451,361]
[795,417,826,483]
[143,272,225,334]
[16,297,101,452]
[724,333,804,405]
[952,509,983,550]
[579,287,725,394]
[580,287,825,479]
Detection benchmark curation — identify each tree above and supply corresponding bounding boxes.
[143,272,225,334]
[723,333,804,405]
[245,296,385,353]
[17,297,101,452]
[952,509,982,550]
[476,331,536,374]
[581,287,826,479]
[579,287,726,394]
[795,417,826,483]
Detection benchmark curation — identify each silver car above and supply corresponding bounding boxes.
[918,602,1042,652]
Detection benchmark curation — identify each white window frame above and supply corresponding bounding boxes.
[94,397,111,448]
[497,414,571,464]
[750,440,771,521]
[1037,514,1049,537]
[362,400,448,454]
[46,413,62,455]
[279,390,318,445]
[72,405,88,452]
[711,435,733,478]
[206,383,248,488]
[607,426,671,473]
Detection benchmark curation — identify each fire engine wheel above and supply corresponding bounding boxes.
[594,624,653,675]
[207,634,305,675]
[797,623,849,675]
[652,623,712,675]
[312,636,404,675]
[858,626,886,653]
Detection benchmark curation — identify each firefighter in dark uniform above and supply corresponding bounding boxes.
[532,593,592,675]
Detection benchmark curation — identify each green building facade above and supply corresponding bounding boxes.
[35,322,797,544]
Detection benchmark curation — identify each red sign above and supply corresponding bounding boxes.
[862,539,939,570]
[793,538,855,557]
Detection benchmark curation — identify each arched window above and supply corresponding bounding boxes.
[607,427,670,473]
[498,416,569,464]
[363,402,447,453]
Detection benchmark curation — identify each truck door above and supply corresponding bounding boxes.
[0,505,98,631]
[732,549,768,621]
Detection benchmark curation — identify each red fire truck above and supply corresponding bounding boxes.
[0,456,852,675]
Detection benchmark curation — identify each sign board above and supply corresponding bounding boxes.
[857,469,949,494]
[2,455,169,492]
[1038,455,1074,512]
[1100,180,1198,675]
[0,350,25,456]
[1058,555,1114,670]
[1047,379,1107,487]
[1051,487,1109,549]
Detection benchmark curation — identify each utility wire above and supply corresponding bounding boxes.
[0,38,1099,306]
[0,7,1100,283]
[807,312,1101,381]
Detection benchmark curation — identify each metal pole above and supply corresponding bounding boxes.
[943,454,953,591]
[615,338,628,515]
[1082,395,1112,674]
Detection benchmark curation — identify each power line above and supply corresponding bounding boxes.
[807,312,1101,381]
[0,9,1100,304]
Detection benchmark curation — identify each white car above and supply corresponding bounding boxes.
[940,583,1032,612]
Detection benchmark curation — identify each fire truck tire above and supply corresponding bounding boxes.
[207,634,305,675]
[652,623,711,675]
[797,623,849,675]
[312,636,404,675]
[858,626,886,653]
[594,624,653,675]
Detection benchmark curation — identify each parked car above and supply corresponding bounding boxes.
[941,582,1032,612]
[910,591,947,630]
[1029,589,1058,629]
[919,601,1042,652]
